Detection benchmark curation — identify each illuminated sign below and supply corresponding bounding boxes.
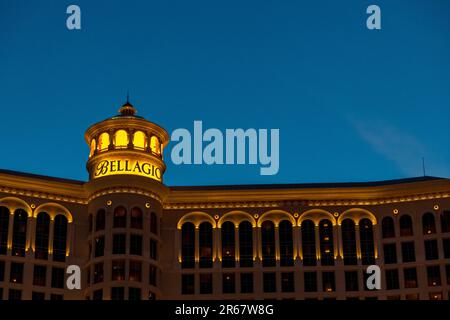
[93,158,162,181]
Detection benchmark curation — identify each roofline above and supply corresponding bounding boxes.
[0,168,446,190]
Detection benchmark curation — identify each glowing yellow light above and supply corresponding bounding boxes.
[434,205,439,210]
[98,132,110,151]
[89,139,96,157]
[145,203,151,208]
[92,156,163,182]
[114,130,128,148]
[133,131,147,150]
[150,136,161,155]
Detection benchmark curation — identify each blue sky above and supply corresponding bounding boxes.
[0,0,449,186]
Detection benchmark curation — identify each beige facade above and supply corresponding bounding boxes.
[0,102,450,300]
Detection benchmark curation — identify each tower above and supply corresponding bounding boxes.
[83,99,169,300]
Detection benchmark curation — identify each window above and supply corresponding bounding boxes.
[0,261,4,282]
[199,222,213,268]
[51,267,65,288]
[444,238,450,258]
[130,207,143,229]
[94,236,105,257]
[199,273,213,294]
[382,216,395,238]
[150,136,161,155]
[150,239,158,260]
[239,221,253,268]
[98,132,110,151]
[360,219,375,265]
[401,242,416,263]
[150,212,158,235]
[10,263,24,284]
[181,223,195,268]
[182,274,195,295]
[111,260,125,281]
[383,243,397,264]
[95,209,105,231]
[221,221,235,268]
[114,129,128,149]
[345,271,359,291]
[129,287,141,301]
[301,220,316,266]
[93,289,103,300]
[130,234,142,256]
[53,215,68,262]
[12,209,27,257]
[9,289,21,301]
[304,272,317,292]
[35,212,50,260]
[429,292,442,300]
[279,220,294,266]
[33,265,46,286]
[322,271,335,292]
[400,215,413,236]
[133,130,147,150]
[342,219,357,265]
[422,212,436,235]
[148,291,156,300]
[223,273,235,294]
[113,234,126,254]
[427,265,441,287]
[113,206,127,228]
[263,272,276,293]
[240,273,253,293]
[385,269,399,290]
[93,263,104,283]
[129,261,142,281]
[281,272,295,293]
[441,211,450,233]
[261,221,276,267]
[0,206,10,255]
[32,292,45,300]
[425,239,439,260]
[111,287,125,300]
[404,267,418,288]
[319,219,334,266]
[149,265,157,286]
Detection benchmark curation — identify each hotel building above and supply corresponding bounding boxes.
[0,101,450,300]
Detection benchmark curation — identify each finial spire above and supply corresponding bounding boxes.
[118,91,137,116]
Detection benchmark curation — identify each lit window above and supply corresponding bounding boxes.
[98,132,110,151]
[150,136,161,155]
[133,131,147,150]
[89,139,96,157]
[114,130,128,149]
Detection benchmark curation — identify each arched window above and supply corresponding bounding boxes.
[133,131,147,150]
[98,132,110,151]
[130,207,143,229]
[181,223,195,268]
[150,136,161,155]
[239,221,253,267]
[96,209,105,231]
[261,220,275,267]
[150,212,158,235]
[114,130,128,149]
[53,215,68,262]
[89,139,96,157]
[221,222,235,268]
[35,212,50,260]
[382,216,395,238]
[400,215,413,236]
[360,219,375,265]
[199,222,213,268]
[422,212,436,235]
[12,209,27,257]
[113,206,127,228]
[279,220,293,266]
[319,219,334,266]
[0,206,9,255]
[301,220,316,266]
[341,219,357,265]
[441,211,450,233]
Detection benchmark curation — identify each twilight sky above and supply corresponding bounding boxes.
[0,0,449,186]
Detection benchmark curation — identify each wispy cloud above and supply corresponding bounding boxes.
[348,116,449,177]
